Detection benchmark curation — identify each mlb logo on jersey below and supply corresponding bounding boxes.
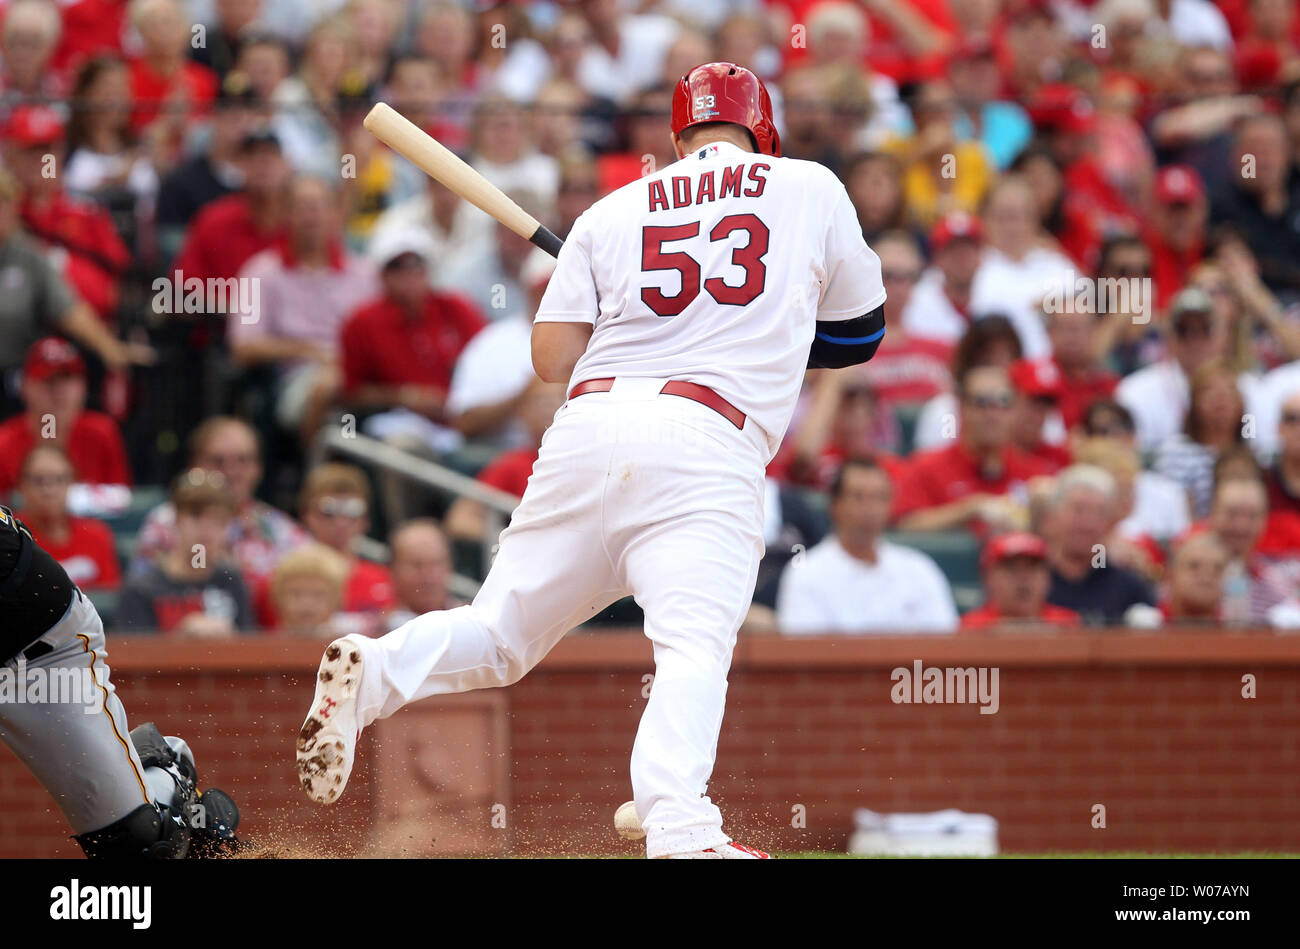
[698,145,720,159]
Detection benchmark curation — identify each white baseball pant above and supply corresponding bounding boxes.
[346,376,768,857]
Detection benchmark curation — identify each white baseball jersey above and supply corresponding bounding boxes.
[535,139,886,454]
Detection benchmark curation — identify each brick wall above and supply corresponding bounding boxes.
[2,632,1297,857]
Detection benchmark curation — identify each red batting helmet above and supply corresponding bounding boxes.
[671,62,781,157]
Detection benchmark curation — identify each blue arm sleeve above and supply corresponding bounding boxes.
[807,305,886,369]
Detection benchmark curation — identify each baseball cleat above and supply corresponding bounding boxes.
[296,640,363,804]
[665,842,771,859]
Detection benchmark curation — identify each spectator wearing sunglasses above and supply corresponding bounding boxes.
[894,365,1052,532]
[290,463,396,636]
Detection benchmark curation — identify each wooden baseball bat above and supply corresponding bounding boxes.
[363,101,564,258]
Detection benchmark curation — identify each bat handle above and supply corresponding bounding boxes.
[529,225,564,259]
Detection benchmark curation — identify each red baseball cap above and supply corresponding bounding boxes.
[982,531,1048,569]
[4,105,65,147]
[24,337,85,381]
[1153,165,1205,205]
[930,211,983,252]
[1008,358,1063,401]
[1028,84,1096,135]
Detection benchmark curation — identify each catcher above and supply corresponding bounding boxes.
[0,504,241,858]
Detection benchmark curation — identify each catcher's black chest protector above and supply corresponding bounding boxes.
[0,505,75,664]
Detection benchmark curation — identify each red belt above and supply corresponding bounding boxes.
[569,378,747,430]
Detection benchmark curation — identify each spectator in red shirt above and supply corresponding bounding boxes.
[0,338,131,497]
[894,365,1050,531]
[445,381,567,542]
[1001,0,1071,101]
[125,0,218,136]
[4,105,130,322]
[340,226,487,436]
[1029,84,1142,268]
[1146,165,1208,312]
[51,0,129,79]
[1041,304,1119,432]
[170,127,289,288]
[154,73,260,258]
[15,443,121,591]
[780,0,955,84]
[1008,358,1071,473]
[961,531,1081,630]
[1232,0,1300,90]
[294,462,397,634]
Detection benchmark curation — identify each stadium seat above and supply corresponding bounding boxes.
[892,403,926,457]
[100,486,166,538]
[86,590,120,631]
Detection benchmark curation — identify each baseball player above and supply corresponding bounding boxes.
[0,504,242,857]
[297,62,886,858]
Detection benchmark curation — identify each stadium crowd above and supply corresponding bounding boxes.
[2,0,1300,635]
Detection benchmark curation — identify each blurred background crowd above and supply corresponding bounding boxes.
[2,0,1300,636]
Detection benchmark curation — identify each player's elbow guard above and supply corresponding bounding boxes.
[807,305,886,369]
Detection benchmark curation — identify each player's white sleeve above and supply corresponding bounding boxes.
[817,178,887,323]
[534,213,598,325]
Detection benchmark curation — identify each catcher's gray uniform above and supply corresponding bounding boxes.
[0,588,155,833]
[0,505,240,857]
